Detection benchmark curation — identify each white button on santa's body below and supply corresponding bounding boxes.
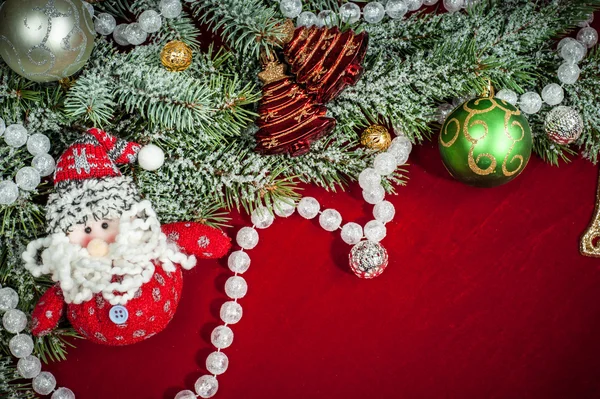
[22,128,231,346]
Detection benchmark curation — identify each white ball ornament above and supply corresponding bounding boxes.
[124,23,148,46]
[32,154,56,177]
[541,83,564,106]
[236,227,259,249]
[138,144,165,171]
[297,11,318,27]
[51,387,76,399]
[139,10,162,33]
[373,200,396,223]
[206,351,229,375]
[273,198,295,217]
[557,62,581,85]
[405,0,424,11]
[15,167,41,191]
[363,185,385,205]
[373,152,398,176]
[225,276,248,299]
[27,133,51,156]
[3,309,27,333]
[113,24,130,46]
[175,390,197,399]
[319,209,342,231]
[387,136,411,165]
[341,222,363,245]
[317,10,337,27]
[32,372,57,396]
[340,2,361,23]
[195,375,219,398]
[519,92,542,114]
[251,206,274,229]
[364,220,387,242]
[9,334,34,358]
[358,168,381,190]
[211,326,234,349]
[0,180,19,206]
[220,301,243,324]
[0,287,18,310]
[495,89,518,106]
[228,251,250,274]
[95,13,117,36]
[280,0,303,18]
[297,197,320,219]
[4,124,28,148]
[386,0,408,19]
[159,0,183,19]
[17,355,42,379]
[577,27,598,48]
[560,39,586,64]
[364,2,386,24]
[443,0,464,12]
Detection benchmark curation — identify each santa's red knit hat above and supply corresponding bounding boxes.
[46,128,142,233]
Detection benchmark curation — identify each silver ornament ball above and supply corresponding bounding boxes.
[544,106,584,145]
[349,240,389,279]
[27,133,51,155]
[32,371,56,395]
[32,153,56,177]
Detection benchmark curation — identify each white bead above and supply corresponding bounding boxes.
[557,62,580,85]
[541,83,564,106]
[0,287,19,311]
[386,0,408,19]
[364,220,387,242]
[297,197,320,219]
[195,375,218,398]
[373,200,396,223]
[27,133,50,155]
[373,152,398,176]
[15,167,41,191]
[139,10,162,33]
[0,180,19,206]
[138,144,165,171]
[280,0,302,18]
[236,227,259,249]
[273,198,295,217]
[363,2,385,24]
[495,89,518,106]
[211,326,234,349]
[358,168,381,190]
[113,24,130,46]
[220,301,243,324]
[160,0,183,18]
[519,92,542,114]
[17,355,42,379]
[228,251,250,274]
[560,39,586,64]
[175,390,197,399]
[387,136,411,165]
[577,13,594,28]
[405,0,423,11]
[577,27,598,48]
[363,185,385,205]
[95,13,116,35]
[319,209,342,231]
[9,334,34,358]
[340,2,361,23]
[124,22,147,46]
[341,222,363,245]
[317,10,337,27]
[0,117,5,136]
[4,124,28,147]
[296,11,318,27]
[32,153,56,177]
[206,351,229,375]
[32,371,56,395]
[225,276,247,299]
[443,0,464,12]
[52,387,76,399]
[3,309,27,333]
[251,206,274,229]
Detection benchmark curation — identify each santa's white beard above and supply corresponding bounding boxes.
[23,200,196,305]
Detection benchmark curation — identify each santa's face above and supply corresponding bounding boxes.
[68,219,120,257]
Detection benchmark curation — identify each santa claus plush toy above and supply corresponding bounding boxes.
[22,128,231,346]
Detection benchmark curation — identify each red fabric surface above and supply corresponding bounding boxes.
[45,140,600,399]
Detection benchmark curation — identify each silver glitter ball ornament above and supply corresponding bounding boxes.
[544,106,584,145]
[0,0,95,83]
[349,240,389,279]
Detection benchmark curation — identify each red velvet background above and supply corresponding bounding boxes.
[45,15,600,399]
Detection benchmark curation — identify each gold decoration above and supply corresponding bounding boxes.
[360,125,392,151]
[160,41,193,72]
[581,171,600,257]
[258,61,288,85]
[59,76,76,91]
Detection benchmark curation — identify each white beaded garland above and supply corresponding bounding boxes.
[373,201,396,223]
[363,185,385,205]
[340,2,361,23]
[236,227,259,249]
[26,133,50,156]
[32,153,56,177]
[225,276,248,299]
[251,206,274,229]
[220,301,243,324]
[280,0,303,18]
[297,11,318,27]
[443,0,464,12]
[519,92,542,114]
[138,144,165,171]
[159,0,183,19]
[32,371,57,395]
[113,24,130,46]
[95,13,117,36]
[317,10,337,27]
[228,251,250,274]
[206,351,229,375]
[51,387,76,399]
[17,355,42,379]
[15,167,41,191]
[577,26,598,48]
[341,222,363,245]
[557,62,581,85]
[358,168,381,190]
[0,287,19,311]
[373,152,398,176]
[273,198,296,217]
[139,10,162,34]
[297,197,320,219]
[195,375,219,398]
[386,0,408,19]
[363,2,386,24]
[9,334,34,358]
[387,136,411,166]
[541,83,564,106]
[319,209,342,231]
[124,22,148,46]
[0,180,19,206]
[560,39,586,64]
[364,220,387,242]
[211,326,234,349]
[4,124,28,148]
[495,89,518,106]
[175,390,197,399]
[3,309,27,333]
[405,0,424,11]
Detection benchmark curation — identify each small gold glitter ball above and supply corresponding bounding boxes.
[360,125,392,151]
[160,40,193,72]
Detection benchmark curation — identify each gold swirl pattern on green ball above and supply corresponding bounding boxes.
[439,97,532,188]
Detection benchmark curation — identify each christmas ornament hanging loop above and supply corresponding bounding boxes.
[481,78,495,98]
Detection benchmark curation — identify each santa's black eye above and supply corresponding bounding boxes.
[84,227,92,234]
[101,222,109,229]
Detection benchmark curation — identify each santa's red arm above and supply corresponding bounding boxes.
[31,285,65,336]
[162,222,231,259]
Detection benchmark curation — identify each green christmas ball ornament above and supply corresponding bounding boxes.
[0,0,95,83]
[438,97,532,188]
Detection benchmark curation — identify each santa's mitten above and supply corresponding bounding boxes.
[31,285,65,336]
[162,222,231,259]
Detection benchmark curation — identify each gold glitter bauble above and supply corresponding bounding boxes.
[160,41,193,72]
[360,125,392,151]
